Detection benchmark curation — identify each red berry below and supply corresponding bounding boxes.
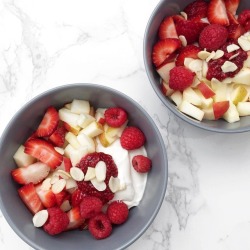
[238,9,250,29]
[169,66,195,91]
[43,207,69,235]
[199,24,228,51]
[175,45,201,66]
[88,213,112,239]
[104,107,127,128]
[71,188,86,207]
[79,196,103,219]
[120,126,146,150]
[49,126,67,147]
[107,201,129,225]
[184,0,208,21]
[132,155,152,173]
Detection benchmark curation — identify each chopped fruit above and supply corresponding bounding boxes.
[157,61,176,85]
[63,156,72,172]
[12,162,50,185]
[24,139,63,169]
[54,190,70,207]
[176,45,202,66]
[161,80,175,96]
[169,66,195,91]
[237,102,250,116]
[184,0,208,21]
[227,24,245,39]
[179,100,205,121]
[120,126,146,150]
[13,145,36,168]
[207,0,229,26]
[197,82,216,98]
[36,107,59,137]
[66,206,85,230]
[49,126,67,147]
[213,101,230,119]
[176,20,207,44]
[158,16,178,39]
[98,131,117,147]
[238,10,250,30]
[152,38,181,67]
[231,85,248,105]
[35,183,56,208]
[59,108,80,128]
[107,201,129,225]
[199,24,228,51]
[79,196,103,219]
[88,213,112,240]
[183,87,202,106]
[80,121,103,138]
[104,107,128,128]
[63,121,81,135]
[71,188,85,207]
[223,101,240,122]
[18,183,44,214]
[132,155,152,173]
[225,0,240,15]
[70,99,90,115]
[43,207,69,235]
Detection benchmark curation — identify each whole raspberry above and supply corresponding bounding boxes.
[132,155,152,173]
[43,207,69,235]
[169,66,195,91]
[104,107,128,128]
[199,24,228,51]
[71,188,86,207]
[79,196,103,219]
[107,201,129,225]
[120,126,146,150]
[88,213,112,239]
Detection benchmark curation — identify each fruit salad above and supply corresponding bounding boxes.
[11,100,152,239]
[152,0,250,123]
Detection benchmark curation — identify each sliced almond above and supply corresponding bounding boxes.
[52,179,66,194]
[108,176,121,193]
[229,52,239,60]
[221,61,238,73]
[41,178,52,191]
[227,44,240,53]
[179,35,187,47]
[84,167,96,181]
[66,178,77,190]
[54,147,64,155]
[33,210,49,227]
[57,169,71,180]
[60,200,71,212]
[180,11,187,20]
[50,175,59,185]
[206,51,216,62]
[91,178,106,191]
[95,161,106,182]
[213,50,224,59]
[238,36,250,51]
[198,50,211,60]
[70,167,85,181]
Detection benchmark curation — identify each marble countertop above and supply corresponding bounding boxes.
[1,0,250,249]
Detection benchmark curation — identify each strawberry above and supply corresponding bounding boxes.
[152,38,181,67]
[184,0,208,21]
[104,107,128,128]
[227,11,239,25]
[132,155,152,173]
[238,10,250,30]
[224,0,240,15]
[207,0,230,26]
[158,16,178,40]
[66,206,85,230]
[49,126,67,147]
[71,188,86,207]
[24,139,63,169]
[107,201,129,225]
[175,45,201,66]
[63,156,72,172]
[11,162,50,185]
[18,183,44,214]
[55,190,70,206]
[227,24,245,39]
[35,183,56,208]
[36,106,59,137]
[79,196,103,219]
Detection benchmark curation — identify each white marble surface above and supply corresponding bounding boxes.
[1,0,250,249]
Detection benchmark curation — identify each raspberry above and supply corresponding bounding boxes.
[176,20,207,44]
[184,0,208,21]
[238,9,250,30]
[175,45,201,66]
[71,188,86,207]
[79,196,103,219]
[120,126,146,150]
[132,155,152,173]
[43,207,69,235]
[169,66,195,91]
[107,201,129,225]
[199,24,228,51]
[88,213,112,239]
[104,107,127,128]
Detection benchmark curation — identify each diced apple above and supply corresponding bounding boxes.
[104,121,128,138]
[89,106,95,117]
[79,121,103,138]
[65,132,81,149]
[77,114,95,129]
[213,101,230,120]
[202,60,208,78]
[237,102,250,116]
[64,144,88,167]
[70,99,90,114]
[161,80,174,96]
[170,91,182,107]
[64,103,72,110]
[77,133,95,153]
[191,76,201,88]
[197,82,215,99]
[223,102,240,123]
[231,85,248,105]
[59,108,80,127]
[156,61,175,83]
[179,100,204,121]
[13,145,36,168]
[98,132,118,147]
[195,89,213,108]
[211,78,228,102]
[233,68,250,85]
[183,87,202,106]
[95,108,106,123]
[202,107,215,120]
[63,122,81,136]
[243,56,250,68]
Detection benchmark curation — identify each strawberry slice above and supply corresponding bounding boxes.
[227,24,245,39]
[184,0,208,21]
[227,11,239,25]
[11,162,50,185]
[35,183,56,208]
[158,16,178,40]
[175,45,201,66]
[24,139,63,169]
[152,38,181,67]
[71,188,85,207]
[207,0,230,26]
[66,206,85,230]
[49,126,67,147]
[18,183,44,214]
[224,0,240,15]
[36,106,59,137]
[63,157,72,172]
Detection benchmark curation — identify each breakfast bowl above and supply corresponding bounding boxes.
[0,83,168,250]
[144,0,250,133]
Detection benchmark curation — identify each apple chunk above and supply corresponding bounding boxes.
[223,102,240,123]
[179,100,204,121]
[13,145,36,168]
[237,102,250,116]
[157,61,175,83]
[197,82,215,99]
[213,101,230,120]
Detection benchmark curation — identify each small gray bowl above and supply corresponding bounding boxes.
[0,84,168,250]
[144,0,250,133]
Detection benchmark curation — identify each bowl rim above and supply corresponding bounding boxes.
[143,0,250,134]
[0,83,168,250]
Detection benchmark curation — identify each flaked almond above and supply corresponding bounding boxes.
[91,178,106,191]
[65,178,77,190]
[238,36,250,51]
[50,175,59,185]
[95,161,106,182]
[60,200,71,212]
[41,178,52,191]
[52,179,66,194]
[54,147,64,155]
[33,210,49,227]
[213,50,224,59]
[206,51,216,62]
[108,176,121,193]
[70,167,85,181]
[229,52,240,60]
[57,169,71,180]
[227,44,240,53]
[179,35,187,47]
[221,61,238,73]
[84,167,96,181]
[198,50,211,60]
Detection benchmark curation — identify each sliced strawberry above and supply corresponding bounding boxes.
[213,101,230,120]
[36,106,59,137]
[227,24,245,39]
[172,14,185,24]
[184,0,208,21]
[11,162,50,185]
[18,183,44,214]
[227,11,239,25]
[49,126,67,147]
[158,16,178,40]
[24,139,63,169]
[224,0,240,15]
[152,38,181,67]
[66,206,85,230]
[35,183,56,208]
[238,10,250,30]
[71,188,85,207]
[207,0,230,26]
[55,190,70,206]
[175,45,201,66]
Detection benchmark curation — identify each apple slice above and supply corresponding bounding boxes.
[77,133,95,153]
[70,99,90,114]
[95,108,106,124]
[104,121,128,138]
[64,144,88,167]
[233,68,250,85]
[13,145,36,168]
[197,82,215,99]
[194,89,213,108]
[223,102,240,123]
[65,132,81,149]
[161,80,174,96]
[213,101,230,120]
[59,108,80,127]
[202,107,215,120]
[98,132,118,147]
[63,122,81,136]
[231,85,248,105]
[79,121,103,138]
[170,91,182,107]
[77,114,95,129]
[179,100,204,121]
[156,61,175,83]
[237,102,250,116]
[183,87,202,106]
[211,78,228,102]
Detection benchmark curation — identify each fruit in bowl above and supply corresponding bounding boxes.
[0,84,167,249]
[144,0,250,132]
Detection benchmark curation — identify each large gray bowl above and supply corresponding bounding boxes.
[0,84,168,250]
[144,0,250,133]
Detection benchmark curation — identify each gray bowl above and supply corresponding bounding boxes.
[0,83,168,250]
[144,0,250,133]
